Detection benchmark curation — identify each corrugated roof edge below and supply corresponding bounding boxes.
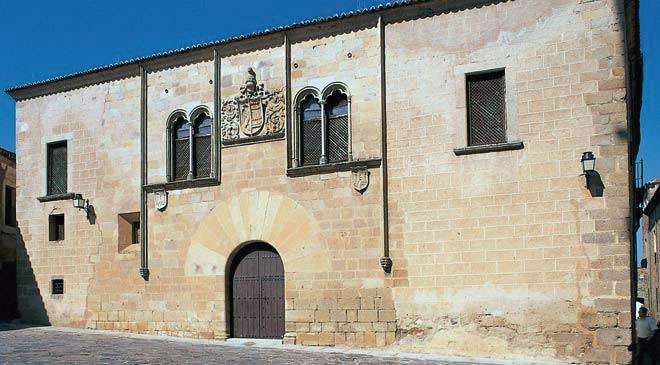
[5,0,424,94]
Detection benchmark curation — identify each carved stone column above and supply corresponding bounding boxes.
[319,100,327,164]
[292,106,299,168]
[187,121,194,180]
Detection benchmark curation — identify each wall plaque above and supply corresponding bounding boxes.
[154,190,168,211]
[352,169,370,194]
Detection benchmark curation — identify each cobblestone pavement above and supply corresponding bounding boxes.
[0,326,488,365]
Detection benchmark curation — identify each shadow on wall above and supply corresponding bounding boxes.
[8,227,50,328]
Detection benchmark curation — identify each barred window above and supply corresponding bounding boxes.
[47,141,67,196]
[51,279,64,295]
[193,112,212,178]
[300,94,322,166]
[325,90,349,163]
[466,70,506,146]
[172,116,190,181]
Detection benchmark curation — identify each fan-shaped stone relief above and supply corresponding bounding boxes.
[184,190,330,276]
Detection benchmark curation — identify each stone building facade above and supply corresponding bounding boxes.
[0,147,18,319]
[641,179,660,317]
[5,0,643,363]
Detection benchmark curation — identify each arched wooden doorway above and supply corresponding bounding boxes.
[228,242,285,339]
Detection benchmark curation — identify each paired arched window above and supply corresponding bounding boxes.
[168,108,213,181]
[294,84,351,167]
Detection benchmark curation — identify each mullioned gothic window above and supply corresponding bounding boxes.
[293,84,351,167]
[167,108,213,181]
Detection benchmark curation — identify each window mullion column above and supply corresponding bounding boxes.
[187,121,194,180]
[292,106,299,168]
[319,100,327,165]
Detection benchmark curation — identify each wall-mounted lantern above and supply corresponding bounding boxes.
[580,151,604,197]
[580,151,596,176]
[73,193,88,211]
[72,193,95,222]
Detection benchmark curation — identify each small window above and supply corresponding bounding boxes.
[47,141,67,195]
[325,90,349,163]
[172,117,190,181]
[118,212,140,252]
[48,214,64,241]
[4,186,16,227]
[300,94,322,166]
[193,112,212,178]
[466,70,506,146]
[51,278,64,295]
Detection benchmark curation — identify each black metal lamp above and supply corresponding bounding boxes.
[580,151,596,174]
[580,151,604,197]
[72,193,88,212]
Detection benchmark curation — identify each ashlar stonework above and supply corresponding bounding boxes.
[6,0,642,364]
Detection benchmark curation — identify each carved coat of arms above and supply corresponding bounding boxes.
[352,169,370,193]
[221,68,285,143]
[154,190,168,211]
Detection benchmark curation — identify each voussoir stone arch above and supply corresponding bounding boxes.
[166,109,188,129]
[321,82,350,100]
[184,190,330,276]
[293,86,320,106]
[189,105,211,122]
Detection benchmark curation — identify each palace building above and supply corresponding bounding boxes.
[5,0,643,363]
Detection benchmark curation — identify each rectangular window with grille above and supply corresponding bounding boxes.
[327,115,348,163]
[51,278,64,295]
[466,70,507,146]
[194,135,212,178]
[47,141,67,195]
[4,186,16,227]
[48,214,65,241]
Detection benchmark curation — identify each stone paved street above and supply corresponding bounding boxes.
[0,326,493,365]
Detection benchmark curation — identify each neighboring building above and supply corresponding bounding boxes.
[4,0,643,363]
[638,266,648,303]
[0,147,17,320]
[641,179,660,318]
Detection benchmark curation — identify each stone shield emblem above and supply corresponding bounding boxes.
[239,99,265,137]
[154,190,168,211]
[352,169,370,193]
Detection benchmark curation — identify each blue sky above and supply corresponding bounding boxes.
[0,1,657,256]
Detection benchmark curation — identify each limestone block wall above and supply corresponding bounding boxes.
[291,26,381,159]
[14,77,141,325]
[147,61,214,183]
[385,0,632,362]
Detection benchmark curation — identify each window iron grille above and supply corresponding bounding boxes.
[47,141,67,195]
[51,279,64,295]
[467,71,506,146]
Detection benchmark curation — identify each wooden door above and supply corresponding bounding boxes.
[231,243,284,339]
